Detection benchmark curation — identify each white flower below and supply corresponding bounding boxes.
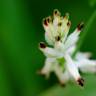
[38,9,96,87]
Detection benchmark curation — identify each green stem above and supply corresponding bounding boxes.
[72,10,96,58]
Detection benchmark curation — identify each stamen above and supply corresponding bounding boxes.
[47,16,52,23]
[67,21,71,27]
[39,42,46,48]
[47,18,50,23]
[77,22,84,31]
[58,22,62,26]
[53,9,61,16]
[54,10,57,14]
[77,78,84,87]
[55,36,61,41]
[43,18,48,26]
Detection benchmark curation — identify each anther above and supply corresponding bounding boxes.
[77,78,84,87]
[55,36,61,41]
[77,22,84,31]
[58,22,62,26]
[43,18,48,26]
[54,10,57,14]
[67,21,71,27]
[53,9,60,16]
[47,18,50,23]
[47,16,52,23]
[39,42,46,48]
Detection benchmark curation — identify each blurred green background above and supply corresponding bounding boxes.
[0,0,96,96]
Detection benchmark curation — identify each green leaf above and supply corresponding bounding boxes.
[39,75,96,96]
[73,10,96,58]
[89,0,96,7]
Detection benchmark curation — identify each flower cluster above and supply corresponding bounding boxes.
[38,9,96,87]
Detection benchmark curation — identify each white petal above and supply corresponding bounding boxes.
[39,45,62,58]
[66,45,76,55]
[62,70,71,83]
[41,58,55,78]
[64,30,80,51]
[53,63,64,83]
[45,31,54,46]
[64,53,81,80]
[43,18,55,46]
[53,63,70,84]
[75,52,92,60]
[53,9,61,31]
[64,22,84,50]
[77,59,96,73]
[53,11,71,43]
[60,13,71,43]
[44,24,55,45]
[61,20,71,43]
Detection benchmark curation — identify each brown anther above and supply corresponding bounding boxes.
[53,9,60,16]
[54,10,58,14]
[55,36,61,41]
[67,21,71,27]
[77,22,84,31]
[58,22,62,26]
[43,19,48,26]
[39,42,46,48]
[77,78,84,87]
[47,18,50,23]
[47,16,52,23]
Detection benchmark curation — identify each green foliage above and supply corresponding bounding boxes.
[73,10,96,57]
[89,0,96,7]
[39,75,96,96]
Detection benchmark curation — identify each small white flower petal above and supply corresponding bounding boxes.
[40,58,56,78]
[43,18,55,46]
[77,59,96,73]
[45,31,54,46]
[61,21,71,43]
[53,63,64,84]
[64,22,84,51]
[66,45,76,55]
[53,9,61,30]
[64,30,80,51]
[53,10,71,43]
[61,70,71,84]
[60,13,71,43]
[39,42,62,58]
[64,53,81,81]
[53,63,70,85]
[76,52,92,60]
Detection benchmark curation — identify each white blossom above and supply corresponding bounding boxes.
[38,9,96,87]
